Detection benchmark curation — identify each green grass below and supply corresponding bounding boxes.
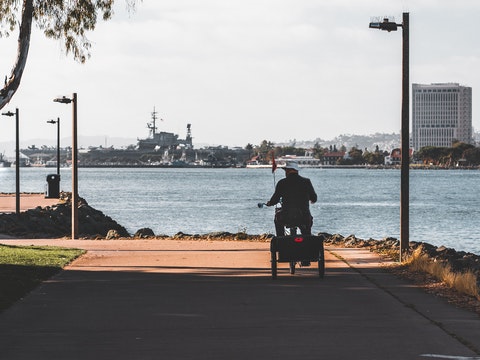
[0,244,85,312]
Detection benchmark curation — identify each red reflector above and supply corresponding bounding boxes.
[294,237,303,243]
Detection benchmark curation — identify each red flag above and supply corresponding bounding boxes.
[271,151,277,173]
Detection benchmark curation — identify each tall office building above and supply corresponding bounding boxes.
[412,83,472,150]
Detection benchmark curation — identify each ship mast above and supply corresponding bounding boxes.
[147,107,160,138]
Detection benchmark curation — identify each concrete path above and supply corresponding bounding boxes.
[0,238,479,360]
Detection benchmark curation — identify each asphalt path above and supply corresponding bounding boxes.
[0,239,479,360]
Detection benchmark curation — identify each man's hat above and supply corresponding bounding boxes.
[283,161,300,171]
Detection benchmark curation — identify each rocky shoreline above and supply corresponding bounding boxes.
[323,233,480,277]
[0,193,129,239]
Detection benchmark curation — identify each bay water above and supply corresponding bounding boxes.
[0,167,478,255]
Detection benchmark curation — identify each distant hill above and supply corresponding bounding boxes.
[278,130,480,152]
[276,133,402,152]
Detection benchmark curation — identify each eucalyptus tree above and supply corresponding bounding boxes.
[346,147,364,165]
[450,141,475,161]
[311,142,324,159]
[363,149,384,165]
[0,0,138,110]
[255,140,275,160]
[464,147,480,166]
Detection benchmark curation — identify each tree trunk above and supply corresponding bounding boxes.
[0,0,34,110]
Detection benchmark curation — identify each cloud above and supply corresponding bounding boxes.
[1,0,479,147]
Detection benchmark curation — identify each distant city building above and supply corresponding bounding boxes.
[322,151,345,165]
[412,83,472,150]
[384,148,402,166]
[384,148,413,166]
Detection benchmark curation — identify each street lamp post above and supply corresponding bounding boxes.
[47,117,61,176]
[54,94,78,239]
[1,108,20,215]
[369,13,410,261]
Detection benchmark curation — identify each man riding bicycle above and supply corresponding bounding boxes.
[265,161,318,236]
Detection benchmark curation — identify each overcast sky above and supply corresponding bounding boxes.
[1,0,479,150]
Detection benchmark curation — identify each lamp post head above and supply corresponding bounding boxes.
[53,96,73,104]
[47,119,57,124]
[1,111,15,117]
[369,18,399,32]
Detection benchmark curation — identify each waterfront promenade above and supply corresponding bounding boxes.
[0,237,479,359]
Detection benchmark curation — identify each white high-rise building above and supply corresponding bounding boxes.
[412,83,472,150]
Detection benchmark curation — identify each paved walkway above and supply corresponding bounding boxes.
[0,238,479,359]
[0,193,59,213]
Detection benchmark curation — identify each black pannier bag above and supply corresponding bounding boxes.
[270,235,324,262]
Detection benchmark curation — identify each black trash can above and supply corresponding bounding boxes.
[45,174,61,198]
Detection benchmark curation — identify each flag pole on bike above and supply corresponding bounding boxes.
[257,150,278,209]
[271,149,277,188]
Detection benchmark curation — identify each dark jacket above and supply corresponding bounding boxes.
[268,173,317,213]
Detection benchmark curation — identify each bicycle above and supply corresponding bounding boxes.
[258,203,325,279]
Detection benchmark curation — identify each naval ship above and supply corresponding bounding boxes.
[137,108,193,151]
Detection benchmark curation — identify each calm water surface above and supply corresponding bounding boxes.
[0,167,478,255]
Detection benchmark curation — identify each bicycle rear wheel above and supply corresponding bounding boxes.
[271,251,277,279]
[318,246,325,278]
[289,261,295,274]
